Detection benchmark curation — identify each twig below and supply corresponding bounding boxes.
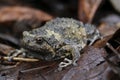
[20,65,49,73]
[106,43,120,58]
[2,57,39,62]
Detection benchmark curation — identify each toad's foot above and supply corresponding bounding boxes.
[8,48,26,61]
[58,58,73,71]
[89,30,101,46]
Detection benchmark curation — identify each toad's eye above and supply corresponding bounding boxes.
[35,37,43,44]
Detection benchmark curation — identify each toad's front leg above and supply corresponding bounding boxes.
[7,48,26,61]
[57,45,81,71]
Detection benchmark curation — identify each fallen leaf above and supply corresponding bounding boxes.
[78,0,102,23]
[0,6,53,23]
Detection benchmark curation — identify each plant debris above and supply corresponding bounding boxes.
[0,0,120,80]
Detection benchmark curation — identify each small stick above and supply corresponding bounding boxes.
[20,65,49,73]
[106,43,120,58]
[2,57,39,62]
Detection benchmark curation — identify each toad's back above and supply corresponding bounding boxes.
[29,18,87,45]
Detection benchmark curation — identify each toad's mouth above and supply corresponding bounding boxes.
[23,39,56,58]
[22,31,56,58]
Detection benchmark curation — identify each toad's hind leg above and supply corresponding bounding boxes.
[58,45,81,71]
[71,45,81,66]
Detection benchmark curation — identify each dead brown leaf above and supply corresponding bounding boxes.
[78,0,102,23]
[98,23,119,37]
[0,43,14,55]
[0,6,53,23]
[93,22,120,48]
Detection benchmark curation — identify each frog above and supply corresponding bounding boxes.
[8,18,101,70]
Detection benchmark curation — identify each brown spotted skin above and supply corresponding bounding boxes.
[21,18,100,61]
